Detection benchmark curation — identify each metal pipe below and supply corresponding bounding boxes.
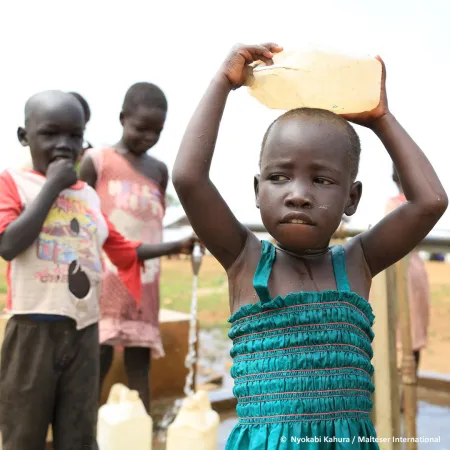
[191,243,203,276]
[183,243,203,397]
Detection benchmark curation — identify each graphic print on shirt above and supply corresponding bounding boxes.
[67,218,91,299]
[108,179,164,216]
[35,194,102,313]
[105,180,164,284]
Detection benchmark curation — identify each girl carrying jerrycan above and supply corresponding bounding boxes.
[172,42,447,449]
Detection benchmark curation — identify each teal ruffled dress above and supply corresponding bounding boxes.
[225,241,379,449]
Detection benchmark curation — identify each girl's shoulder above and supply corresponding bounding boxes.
[133,154,168,191]
[84,147,115,172]
[226,231,262,279]
[226,231,263,311]
[343,236,372,300]
[140,153,168,175]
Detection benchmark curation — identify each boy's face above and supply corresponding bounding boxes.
[255,117,362,254]
[121,106,166,155]
[18,93,84,175]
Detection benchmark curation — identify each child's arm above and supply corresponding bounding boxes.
[102,216,198,307]
[343,58,448,277]
[79,153,97,188]
[173,43,282,269]
[102,214,197,262]
[0,160,78,261]
[136,237,196,260]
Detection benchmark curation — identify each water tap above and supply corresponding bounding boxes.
[191,242,203,275]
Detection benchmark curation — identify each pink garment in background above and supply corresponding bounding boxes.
[89,148,165,357]
[386,193,430,351]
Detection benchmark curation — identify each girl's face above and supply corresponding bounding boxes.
[121,106,166,155]
[255,117,362,255]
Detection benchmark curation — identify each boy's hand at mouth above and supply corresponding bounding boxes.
[46,158,78,191]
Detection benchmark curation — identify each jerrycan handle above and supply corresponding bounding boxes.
[125,390,140,403]
[106,383,128,404]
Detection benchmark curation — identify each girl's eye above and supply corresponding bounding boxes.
[42,131,56,137]
[316,178,332,185]
[270,174,289,182]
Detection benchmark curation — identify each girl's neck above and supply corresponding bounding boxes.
[275,243,330,259]
[114,139,134,157]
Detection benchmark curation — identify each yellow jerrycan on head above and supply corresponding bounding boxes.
[166,390,220,450]
[248,48,382,114]
[97,383,153,450]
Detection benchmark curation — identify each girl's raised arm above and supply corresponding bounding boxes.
[173,43,282,269]
[343,57,448,276]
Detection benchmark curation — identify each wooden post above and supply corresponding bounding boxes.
[386,265,402,440]
[371,267,401,450]
[395,257,417,450]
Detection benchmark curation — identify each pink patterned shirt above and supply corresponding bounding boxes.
[89,148,165,357]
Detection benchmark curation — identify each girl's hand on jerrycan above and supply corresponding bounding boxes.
[340,56,390,129]
[218,43,283,90]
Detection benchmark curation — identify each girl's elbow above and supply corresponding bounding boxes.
[172,166,187,189]
[423,191,448,218]
[172,170,185,191]
[172,169,200,194]
[433,189,448,214]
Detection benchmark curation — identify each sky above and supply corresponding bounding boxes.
[1,0,450,231]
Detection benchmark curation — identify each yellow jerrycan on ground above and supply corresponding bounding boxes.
[248,48,382,113]
[166,390,220,450]
[97,383,153,450]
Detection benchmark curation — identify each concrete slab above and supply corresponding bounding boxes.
[101,308,197,403]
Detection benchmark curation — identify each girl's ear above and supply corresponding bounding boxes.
[345,181,362,216]
[254,174,260,208]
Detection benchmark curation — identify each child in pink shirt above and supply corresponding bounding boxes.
[80,82,181,411]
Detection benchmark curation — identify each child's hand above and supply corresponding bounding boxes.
[177,235,204,255]
[219,43,283,90]
[46,159,78,191]
[340,56,389,128]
